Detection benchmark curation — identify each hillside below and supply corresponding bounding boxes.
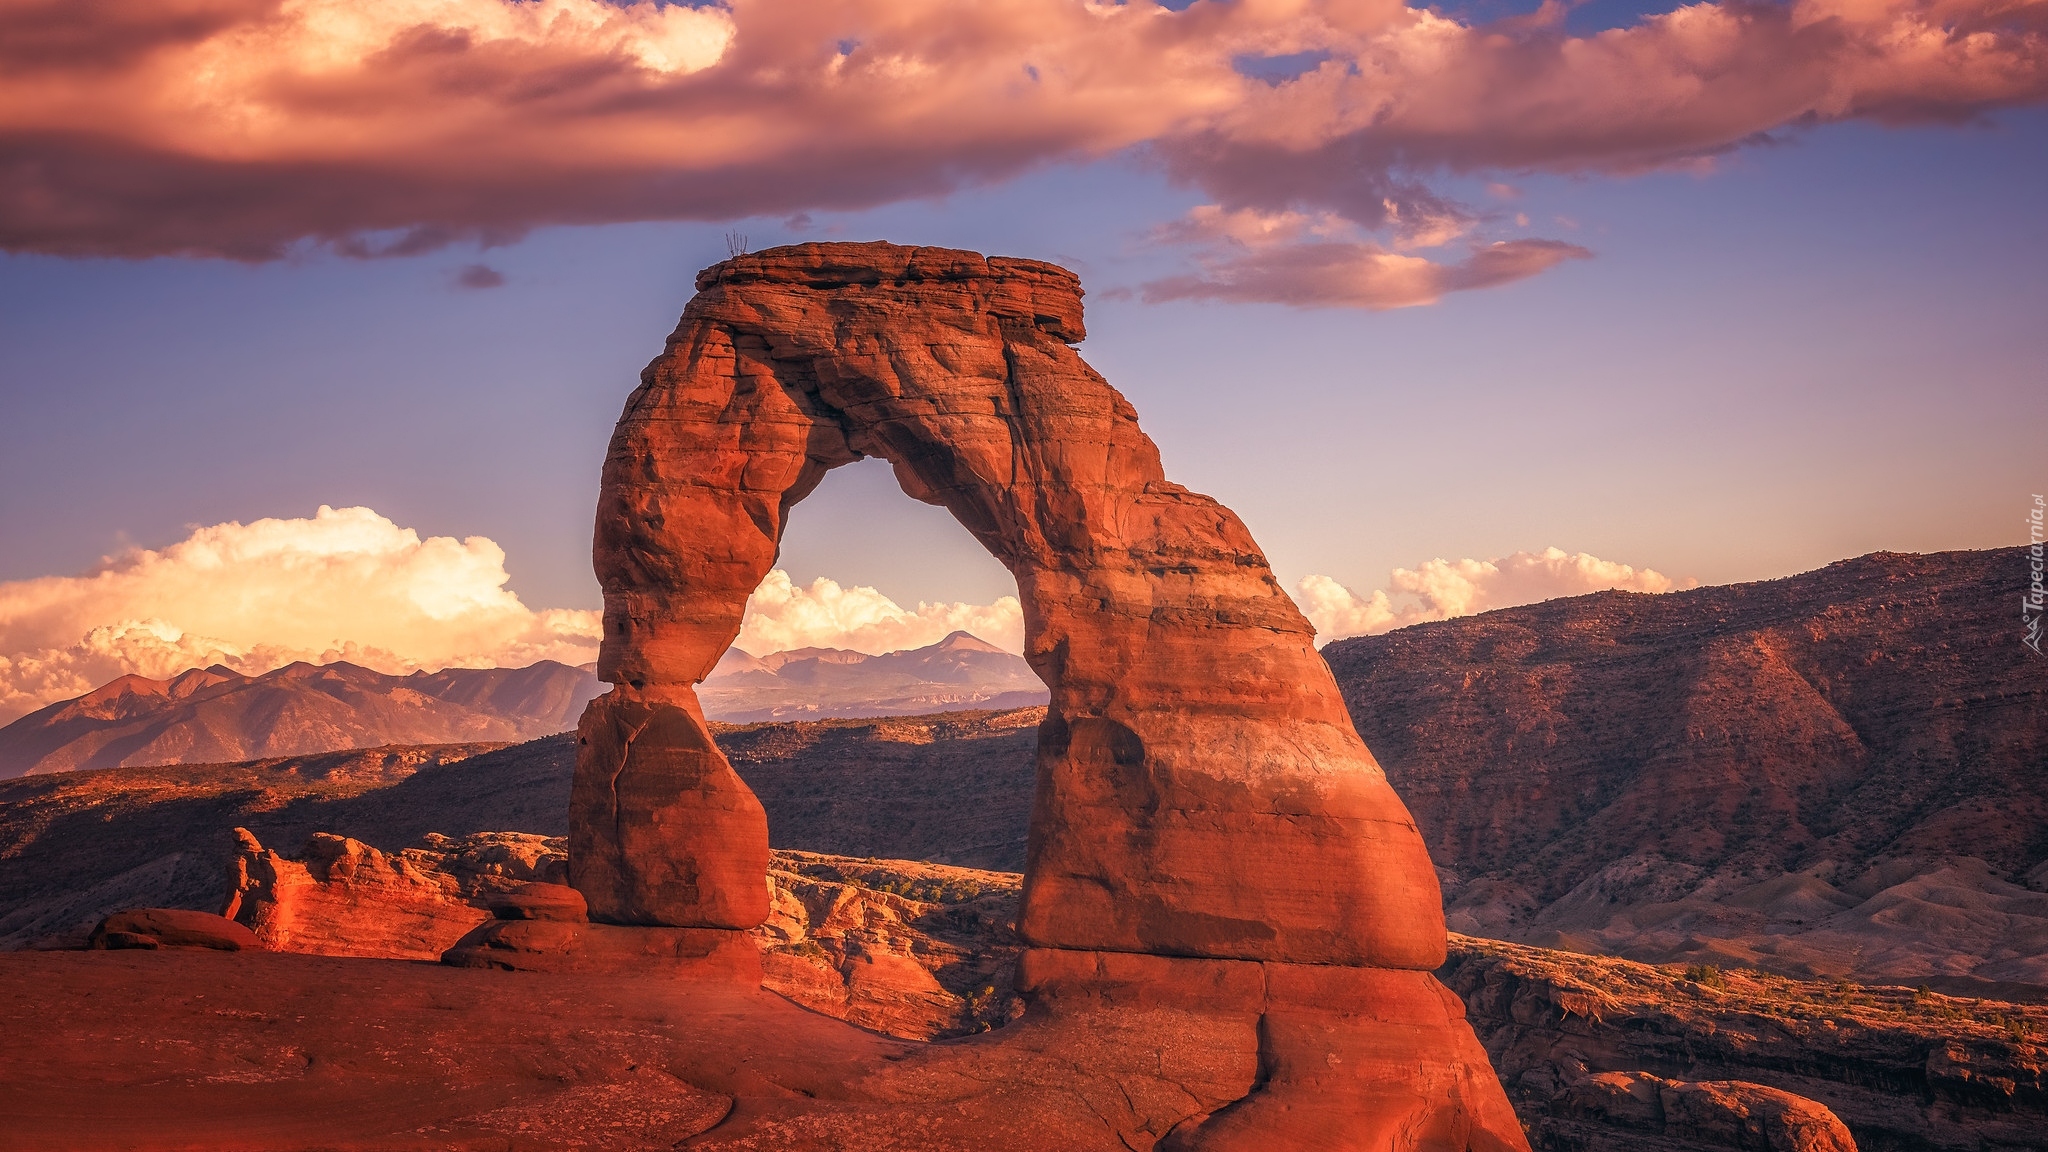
[1325,546,2048,990]
[0,660,601,778]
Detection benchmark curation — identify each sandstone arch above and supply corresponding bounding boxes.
[569,242,1529,1150]
[571,242,1444,967]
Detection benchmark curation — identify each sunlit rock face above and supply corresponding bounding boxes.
[572,241,1525,1149]
[577,241,1444,965]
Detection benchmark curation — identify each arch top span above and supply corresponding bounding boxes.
[571,241,1448,969]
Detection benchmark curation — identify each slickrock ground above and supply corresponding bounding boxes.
[0,938,1508,1152]
[215,834,2048,1148]
[0,660,598,777]
[12,846,2041,1151]
[1326,547,2048,995]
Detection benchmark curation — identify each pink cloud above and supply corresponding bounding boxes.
[1293,547,1699,644]
[1143,235,1591,308]
[1141,204,1589,307]
[0,0,2040,265]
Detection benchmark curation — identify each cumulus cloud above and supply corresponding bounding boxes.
[733,569,1025,659]
[0,0,2039,277]
[0,504,1031,723]
[1292,547,1697,644]
[0,505,601,723]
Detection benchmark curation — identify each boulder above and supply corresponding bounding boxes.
[441,920,760,982]
[89,908,257,951]
[1563,1072,1858,1152]
[485,882,588,923]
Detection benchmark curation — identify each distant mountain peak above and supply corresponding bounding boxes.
[699,631,1045,723]
[931,631,1004,653]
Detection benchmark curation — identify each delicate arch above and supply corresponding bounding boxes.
[570,243,1445,968]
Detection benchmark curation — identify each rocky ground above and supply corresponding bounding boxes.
[8,815,2039,1139]
[253,829,2048,1150]
[1444,937,2047,1151]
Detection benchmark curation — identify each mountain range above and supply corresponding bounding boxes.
[0,631,1045,777]
[698,630,1047,723]
[0,661,601,778]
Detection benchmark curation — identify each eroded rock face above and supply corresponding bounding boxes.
[758,851,1025,1040]
[576,241,1444,969]
[223,828,567,959]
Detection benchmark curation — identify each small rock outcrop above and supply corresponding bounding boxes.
[88,908,258,951]
[222,828,567,959]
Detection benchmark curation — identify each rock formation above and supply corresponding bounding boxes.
[222,828,568,959]
[577,242,1441,952]
[87,907,257,951]
[569,241,1520,1146]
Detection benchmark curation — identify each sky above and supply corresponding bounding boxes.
[0,0,2043,719]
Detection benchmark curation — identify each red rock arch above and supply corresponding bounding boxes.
[571,242,1445,969]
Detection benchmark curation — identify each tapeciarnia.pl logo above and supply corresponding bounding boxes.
[2027,494,2045,656]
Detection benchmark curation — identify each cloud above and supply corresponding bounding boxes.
[733,569,1025,659]
[454,262,504,288]
[1142,204,1589,307]
[0,0,2038,269]
[0,505,601,723]
[1293,547,1697,644]
[0,504,1029,723]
